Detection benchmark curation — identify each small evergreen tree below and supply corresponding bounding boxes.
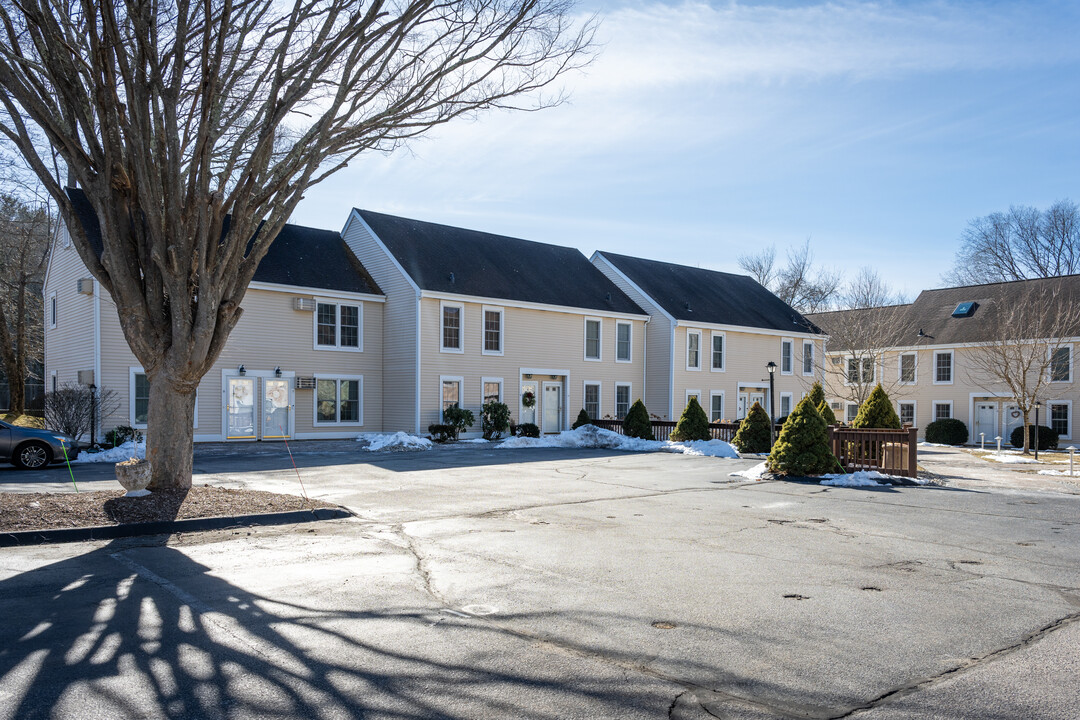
[480,401,511,440]
[808,382,826,408]
[670,396,710,441]
[572,408,592,430]
[732,401,772,453]
[768,396,837,476]
[623,399,653,440]
[442,405,474,440]
[817,401,838,426]
[851,384,901,429]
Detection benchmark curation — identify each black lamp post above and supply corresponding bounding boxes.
[766,361,777,447]
[1034,401,1041,461]
[88,383,98,449]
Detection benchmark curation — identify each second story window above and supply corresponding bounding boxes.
[316,302,360,350]
[585,318,601,360]
[1051,346,1071,382]
[687,330,701,370]
[442,304,462,352]
[781,339,793,374]
[900,353,917,383]
[802,342,813,375]
[616,322,631,362]
[935,351,953,383]
[848,357,874,383]
[712,334,724,371]
[483,308,503,355]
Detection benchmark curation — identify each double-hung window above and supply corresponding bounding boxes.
[780,392,793,418]
[483,379,503,404]
[933,401,952,420]
[900,353,917,384]
[1050,346,1071,382]
[710,392,724,422]
[711,333,725,371]
[847,357,874,384]
[442,303,463,352]
[48,293,57,329]
[441,378,462,421]
[133,372,150,426]
[934,351,953,384]
[616,322,632,362]
[802,341,814,375]
[899,402,915,426]
[584,382,600,419]
[615,383,631,420]
[483,307,503,355]
[315,302,361,350]
[1050,403,1070,438]
[781,339,793,374]
[584,318,601,360]
[316,377,361,424]
[687,330,701,370]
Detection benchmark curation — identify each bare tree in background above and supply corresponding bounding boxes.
[739,238,842,314]
[945,200,1080,286]
[0,0,594,488]
[964,281,1080,454]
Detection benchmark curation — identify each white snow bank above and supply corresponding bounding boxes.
[984,453,1039,464]
[1037,469,1078,477]
[73,441,146,463]
[358,432,432,452]
[729,462,769,481]
[496,425,739,458]
[459,438,491,444]
[820,469,928,487]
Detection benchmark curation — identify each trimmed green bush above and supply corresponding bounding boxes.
[1010,424,1058,451]
[767,396,837,476]
[106,425,143,447]
[441,405,474,440]
[925,418,968,445]
[851,384,901,429]
[807,382,826,409]
[732,401,772,453]
[572,408,592,430]
[428,424,455,443]
[481,401,511,440]
[670,396,710,441]
[817,401,837,426]
[623,399,653,440]
[517,422,540,438]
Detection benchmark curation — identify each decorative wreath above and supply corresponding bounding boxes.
[521,390,536,408]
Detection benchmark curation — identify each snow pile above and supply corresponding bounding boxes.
[984,452,1039,464]
[73,441,146,463]
[459,438,491,444]
[820,470,927,487]
[496,425,739,457]
[918,441,952,448]
[1037,468,1077,477]
[729,462,769,481]
[358,432,432,452]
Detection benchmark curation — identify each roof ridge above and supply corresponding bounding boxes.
[355,208,578,254]
[597,250,755,282]
[922,273,1080,294]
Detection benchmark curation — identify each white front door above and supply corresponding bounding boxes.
[261,378,293,439]
[1004,403,1024,443]
[520,380,538,426]
[974,403,998,444]
[542,382,563,435]
[226,377,257,440]
[226,373,294,440]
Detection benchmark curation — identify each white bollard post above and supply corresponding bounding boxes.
[1069,446,1076,477]
[980,432,985,450]
[995,436,1002,452]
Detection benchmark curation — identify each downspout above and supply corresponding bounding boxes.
[669,321,676,420]
[415,291,422,435]
[643,316,649,405]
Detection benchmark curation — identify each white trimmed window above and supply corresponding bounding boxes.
[440,377,463,421]
[711,333,725,371]
[482,378,503,404]
[933,401,952,420]
[802,341,814,375]
[685,390,701,409]
[847,357,874,384]
[687,330,702,371]
[130,368,197,429]
[314,301,361,350]
[899,402,916,426]
[1050,402,1071,439]
[616,322,632,362]
[483,307,504,355]
[315,376,362,425]
[781,339,793,375]
[615,383,631,420]
[710,392,725,422]
[584,382,601,419]
[780,392,793,418]
[48,293,57,329]
[441,303,464,352]
[846,403,859,423]
[1050,346,1071,383]
[899,353,917,384]
[584,317,602,361]
[934,351,953,384]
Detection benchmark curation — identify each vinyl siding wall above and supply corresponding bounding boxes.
[43,225,96,395]
[419,297,646,432]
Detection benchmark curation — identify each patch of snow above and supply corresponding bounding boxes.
[983,453,1040,464]
[820,470,927,487]
[73,441,146,463]
[1037,469,1078,477]
[459,438,491,444]
[358,432,432,452]
[496,425,739,458]
[918,441,952,447]
[729,462,768,481]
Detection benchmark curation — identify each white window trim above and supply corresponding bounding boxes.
[1049,344,1072,383]
[801,341,814,376]
[615,382,632,419]
[313,299,363,352]
[933,350,954,385]
[583,316,602,362]
[686,329,703,371]
[898,400,917,427]
[481,305,505,357]
[48,292,56,329]
[846,403,860,423]
[439,375,465,423]
[1049,399,1072,440]
[615,321,633,363]
[582,381,602,419]
[710,331,726,372]
[932,400,954,421]
[780,338,794,375]
[313,374,364,426]
[709,391,725,422]
[779,391,793,418]
[898,352,918,385]
[843,356,876,386]
[131,366,198,430]
[440,301,465,354]
[481,376,504,404]
[685,389,701,409]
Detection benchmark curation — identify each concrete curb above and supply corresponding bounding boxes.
[0,507,354,547]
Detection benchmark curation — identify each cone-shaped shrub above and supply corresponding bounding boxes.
[670,396,710,441]
[851,384,901,429]
[817,401,837,426]
[572,408,591,430]
[768,396,837,476]
[623,399,653,440]
[808,382,826,408]
[732,401,772,453]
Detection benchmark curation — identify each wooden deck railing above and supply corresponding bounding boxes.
[828,427,919,478]
[589,419,755,443]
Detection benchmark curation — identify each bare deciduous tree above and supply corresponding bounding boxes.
[0,0,594,487]
[945,200,1080,286]
[964,281,1080,453]
[43,383,119,442]
[739,238,842,314]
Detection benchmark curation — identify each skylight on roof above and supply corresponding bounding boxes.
[952,302,977,318]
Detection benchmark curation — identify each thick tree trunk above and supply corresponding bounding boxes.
[7,357,25,415]
[145,374,196,489]
[1021,412,1031,455]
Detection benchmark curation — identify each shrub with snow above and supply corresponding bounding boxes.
[572,408,592,430]
[670,396,710,442]
[623,400,653,440]
[852,384,901,429]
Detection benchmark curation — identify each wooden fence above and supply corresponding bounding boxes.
[828,427,919,478]
[590,419,751,443]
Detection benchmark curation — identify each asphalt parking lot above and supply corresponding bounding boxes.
[1,444,1078,719]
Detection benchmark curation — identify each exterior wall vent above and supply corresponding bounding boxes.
[77,278,94,295]
[77,369,95,385]
[294,297,316,312]
[295,376,316,389]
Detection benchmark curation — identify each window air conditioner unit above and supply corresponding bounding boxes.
[77,369,95,386]
[294,298,316,311]
[77,278,94,295]
[295,377,316,389]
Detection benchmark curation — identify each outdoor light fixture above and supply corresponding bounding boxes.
[766,361,777,449]
[550,375,558,380]
[274,366,282,377]
[238,364,246,375]
[524,374,533,379]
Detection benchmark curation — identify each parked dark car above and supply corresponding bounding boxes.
[0,419,80,469]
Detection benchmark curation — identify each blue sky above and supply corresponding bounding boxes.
[290,0,1080,300]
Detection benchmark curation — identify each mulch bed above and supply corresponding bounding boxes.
[0,486,336,532]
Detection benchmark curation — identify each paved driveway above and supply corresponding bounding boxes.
[1,445,1079,719]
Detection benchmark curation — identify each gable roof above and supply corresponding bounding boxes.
[66,188,381,296]
[596,251,822,334]
[807,274,1080,350]
[353,209,645,315]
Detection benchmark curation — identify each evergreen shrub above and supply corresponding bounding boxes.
[817,401,837,426]
[925,418,968,445]
[767,396,836,476]
[517,423,540,438]
[572,408,592,430]
[481,401,511,440]
[670,397,710,441]
[1010,424,1058,451]
[623,400,653,440]
[851,384,901,429]
[731,402,771,453]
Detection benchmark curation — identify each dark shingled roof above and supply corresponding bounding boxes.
[67,188,381,296]
[807,275,1080,350]
[596,251,821,334]
[355,209,645,315]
